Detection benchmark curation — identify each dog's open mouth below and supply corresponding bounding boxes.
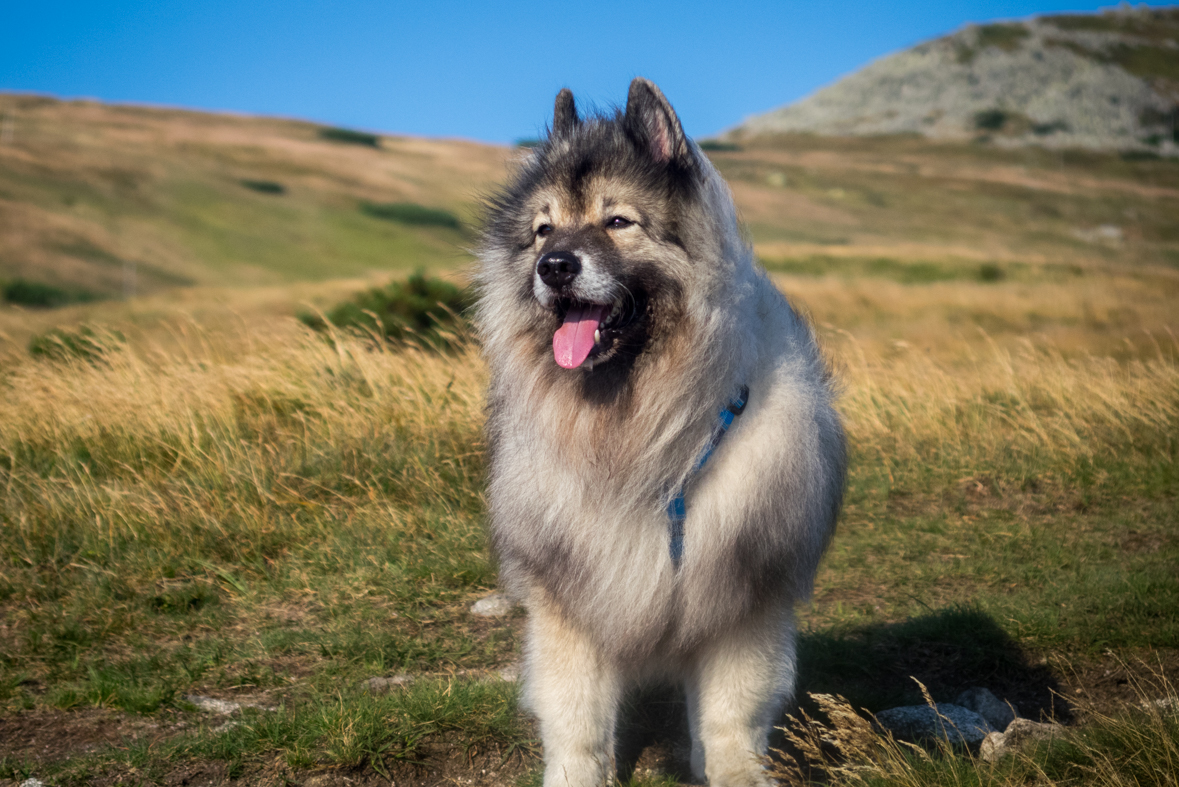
[552,293,646,369]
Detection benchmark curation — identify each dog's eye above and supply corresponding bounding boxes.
[606,216,633,229]
[536,224,554,238]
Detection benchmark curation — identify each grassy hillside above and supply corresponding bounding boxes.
[0,93,508,300]
[2,93,1177,321]
[710,133,1179,273]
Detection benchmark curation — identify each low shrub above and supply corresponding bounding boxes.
[28,325,125,363]
[975,109,1009,132]
[978,262,1006,282]
[240,179,286,194]
[318,127,381,147]
[3,278,98,308]
[1032,120,1069,136]
[975,22,1030,52]
[360,201,462,229]
[299,271,472,350]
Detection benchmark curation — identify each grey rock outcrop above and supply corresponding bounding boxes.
[875,703,996,746]
[728,6,1179,155]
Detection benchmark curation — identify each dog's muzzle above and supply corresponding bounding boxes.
[536,251,581,290]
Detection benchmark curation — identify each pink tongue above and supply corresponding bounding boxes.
[553,303,608,369]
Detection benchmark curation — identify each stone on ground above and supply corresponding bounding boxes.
[875,703,995,746]
[955,687,1018,730]
[470,592,515,617]
[980,718,1065,761]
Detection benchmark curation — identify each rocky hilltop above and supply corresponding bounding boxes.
[728,5,1179,154]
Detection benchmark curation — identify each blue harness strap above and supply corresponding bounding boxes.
[667,385,749,568]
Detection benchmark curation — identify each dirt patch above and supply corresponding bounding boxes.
[1,650,1175,786]
[0,707,185,763]
[17,736,539,787]
[1055,648,1179,717]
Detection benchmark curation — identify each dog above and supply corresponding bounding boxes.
[475,78,846,787]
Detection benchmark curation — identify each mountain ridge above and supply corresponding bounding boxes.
[727,5,1179,155]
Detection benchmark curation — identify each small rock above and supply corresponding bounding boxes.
[1142,696,1177,712]
[470,593,515,617]
[183,695,277,715]
[1073,225,1123,244]
[955,687,1017,730]
[184,695,243,715]
[20,779,46,787]
[362,674,413,693]
[875,703,995,746]
[980,718,1064,762]
[496,662,521,682]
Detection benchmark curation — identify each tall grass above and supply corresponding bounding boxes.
[771,663,1179,787]
[2,325,1174,604]
[834,332,1179,496]
[0,325,494,707]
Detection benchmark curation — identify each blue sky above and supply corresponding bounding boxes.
[0,1,1142,144]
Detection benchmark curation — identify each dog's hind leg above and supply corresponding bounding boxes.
[686,608,796,787]
[523,598,622,787]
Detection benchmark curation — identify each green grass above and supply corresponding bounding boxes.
[166,679,522,768]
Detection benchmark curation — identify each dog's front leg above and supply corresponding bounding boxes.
[686,610,796,787]
[523,598,621,787]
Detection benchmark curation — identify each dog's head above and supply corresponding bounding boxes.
[482,78,716,376]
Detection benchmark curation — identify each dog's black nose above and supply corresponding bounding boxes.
[536,252,581,289]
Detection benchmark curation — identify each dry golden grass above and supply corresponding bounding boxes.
[834,332,1179,478]
[781,269,1179,358]
[5,302,1174,505]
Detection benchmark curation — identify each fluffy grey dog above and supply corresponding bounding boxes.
[476,78,845,787]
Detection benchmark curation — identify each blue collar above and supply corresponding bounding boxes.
[666,385,749,568]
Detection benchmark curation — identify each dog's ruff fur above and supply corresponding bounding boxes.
[476,78,846,787]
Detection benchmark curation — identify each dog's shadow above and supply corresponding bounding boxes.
[614,605,1068,783]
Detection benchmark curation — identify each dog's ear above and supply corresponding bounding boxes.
[624,78,688,164]
[552,88,579,140]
